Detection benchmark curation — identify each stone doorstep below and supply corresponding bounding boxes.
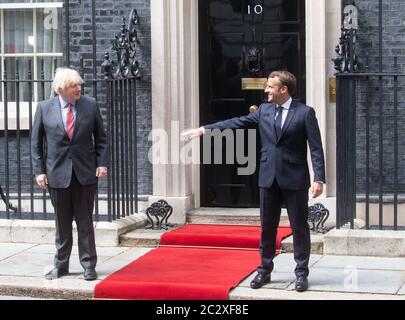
[186,215,291,227]
[4,284,402,301]
[119,228,325,255]
[281,234,324,255]
[229,287,405,300]
[0,214,148,247]
[324,228,405,257]
[0,285,93,300]
[0,276,95,300]
[3,282,403,301]
[119,228,166,247]
[186,208,289,226]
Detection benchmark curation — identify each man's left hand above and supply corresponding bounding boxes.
[96,167,108,178]
[311,182,324,199]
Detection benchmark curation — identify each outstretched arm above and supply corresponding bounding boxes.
[181,127,205,140]
[182,106,261,140]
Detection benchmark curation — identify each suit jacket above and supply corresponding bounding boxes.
[204,100,325,190]
[31,95,108,188]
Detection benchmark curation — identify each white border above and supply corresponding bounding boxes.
[0,53,63,57]
[0,3,63,9]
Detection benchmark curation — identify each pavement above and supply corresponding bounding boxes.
[0,242,405,300]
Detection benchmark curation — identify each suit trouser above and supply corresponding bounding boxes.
[258,179,311,277]
[48,171,97,271]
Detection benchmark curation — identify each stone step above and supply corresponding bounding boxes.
[281,233,324,255]
[0,214,148,246]
[119,229,165,247]
[186,208,290,226]
[324,228,405,257]
[229,287,404,300]
[119,225,324,254]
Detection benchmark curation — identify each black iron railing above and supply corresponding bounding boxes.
[1,8,142,222]
[0,57,139,222]
[333,1,405,230]
[335,70,405,231]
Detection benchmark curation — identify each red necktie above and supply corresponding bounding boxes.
[66,103,75,141]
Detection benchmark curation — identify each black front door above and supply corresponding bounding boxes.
[199,0,306,207]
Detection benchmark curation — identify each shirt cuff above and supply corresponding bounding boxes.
[200,126,206,134]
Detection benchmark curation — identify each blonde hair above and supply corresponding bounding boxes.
[53,67,84,94]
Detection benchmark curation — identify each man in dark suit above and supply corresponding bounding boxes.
[31,67,108,281]
[183,71,325,292]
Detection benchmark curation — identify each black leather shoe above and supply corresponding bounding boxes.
[250,273,271,289]
[84,269,98,281]
[45,268,69,280]
[295,276,308,292]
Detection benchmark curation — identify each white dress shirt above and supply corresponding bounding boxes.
[275,97,292,128]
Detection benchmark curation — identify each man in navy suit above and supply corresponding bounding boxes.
[31,68,108,281]
[183,71,325,292]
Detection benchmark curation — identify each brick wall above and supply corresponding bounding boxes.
[68,0,152,195]
[0,0,152,196]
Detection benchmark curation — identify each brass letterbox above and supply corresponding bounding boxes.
[241,78,267,90]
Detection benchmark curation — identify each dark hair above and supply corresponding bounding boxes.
[268,70,297,95]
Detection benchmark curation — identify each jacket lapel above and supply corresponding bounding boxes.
[72,97,83,140]
[266,103,277,143]
[51,96,66,134]
[277,99,297,142]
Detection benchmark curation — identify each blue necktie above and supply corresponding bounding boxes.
[275,106,283,139]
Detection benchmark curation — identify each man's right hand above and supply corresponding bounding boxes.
[181,127,204,140]
[36,174,48,190]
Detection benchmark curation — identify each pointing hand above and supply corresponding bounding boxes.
[181,127,204,140]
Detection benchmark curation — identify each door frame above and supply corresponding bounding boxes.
[150,0,338,215]
[198,0,307,208]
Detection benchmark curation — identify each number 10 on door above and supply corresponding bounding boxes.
[247,5,263,15]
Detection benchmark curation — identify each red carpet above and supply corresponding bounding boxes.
[94,224,292,300]
[160,224,292,249]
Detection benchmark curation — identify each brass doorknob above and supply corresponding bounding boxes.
[249,105,258,113]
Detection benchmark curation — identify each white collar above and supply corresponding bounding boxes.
[59,96,75,109]
[278,97,292,110]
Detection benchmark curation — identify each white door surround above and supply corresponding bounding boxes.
[150,0,341,224]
